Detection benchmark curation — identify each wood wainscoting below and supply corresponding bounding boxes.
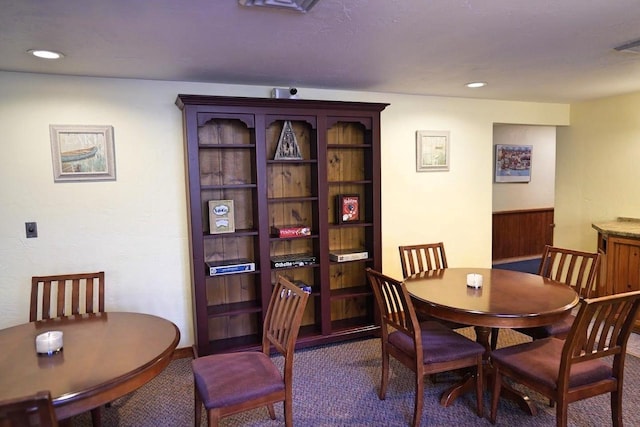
[492,208,554,262]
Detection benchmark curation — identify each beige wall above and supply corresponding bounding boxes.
[555,91,640,251]
[492,124,556,212]
[0,71,569,346]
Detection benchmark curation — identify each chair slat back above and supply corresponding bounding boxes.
[560,291,640,387]
[398,242,448,278]
[30,272,105,322]
[366,268,421,346]
[0,390,58,427]
[262,276,309,358]
[537,245,600,298]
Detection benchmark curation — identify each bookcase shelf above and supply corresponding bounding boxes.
[177,95,388,356]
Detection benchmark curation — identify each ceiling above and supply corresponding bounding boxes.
[2,0,640,103]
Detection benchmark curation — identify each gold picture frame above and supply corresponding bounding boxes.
[50,125,116,182]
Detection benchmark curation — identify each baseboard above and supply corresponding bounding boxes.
[172,346,194,360]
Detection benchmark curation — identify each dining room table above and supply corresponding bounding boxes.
[0,311,180,423]
[404,267,579,415]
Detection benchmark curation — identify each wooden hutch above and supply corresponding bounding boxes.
[176,95,388,355]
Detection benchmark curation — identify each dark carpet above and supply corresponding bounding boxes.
[69,327,640,426]
[492,258,541,275]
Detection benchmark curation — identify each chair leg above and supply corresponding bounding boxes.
[267,403,276,420]
[379,347,389,400]
[475,357,483,417]
[490,328,499,350]
[207,409,219,427]
[90,406,102,427]
[284,397,293,427]
[194,384,202,427]
[612,388,623,427]
[489,367,502,424]
[555,398,568,427]
[412,374,424,427]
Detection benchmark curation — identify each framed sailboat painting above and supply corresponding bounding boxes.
[50,124,116,182]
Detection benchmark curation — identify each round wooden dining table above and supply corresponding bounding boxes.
[0,312,180,422]
[405,267,579,414]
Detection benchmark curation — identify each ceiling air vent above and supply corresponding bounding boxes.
[614,38,640,54]
[239,0,319,12]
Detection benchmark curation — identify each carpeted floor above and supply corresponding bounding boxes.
[69,328,640,427]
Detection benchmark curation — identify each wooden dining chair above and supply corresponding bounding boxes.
[490,290,640,427]
[30,272,105,322]
[398,242,501,350]
[398,242,448,278]
[515,245,601,340]
[0,390,58,427]
[365,268,484,427]
[192,276,309,427]
[29,272,105,426]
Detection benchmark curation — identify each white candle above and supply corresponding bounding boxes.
[466,273,483,288]
[36,331,63,354]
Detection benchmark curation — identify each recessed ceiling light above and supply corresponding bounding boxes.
[466,82,487,88]
[28,49,64,59]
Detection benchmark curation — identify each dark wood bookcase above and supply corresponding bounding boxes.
[176,95,388,355]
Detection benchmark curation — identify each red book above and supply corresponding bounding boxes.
[271,225,311,238]
[337,194,360,224]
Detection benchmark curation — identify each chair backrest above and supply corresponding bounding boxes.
[537,245,600,298]
[398,242,448,278]
[30,272,105,322]
[0,390,58,427]
[262,276,310,359]
[560,290,640,390]
[365,268,421,348]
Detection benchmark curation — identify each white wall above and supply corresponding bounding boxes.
[492,124,556,212]
[0,71,569,347]
[555,91,640,251]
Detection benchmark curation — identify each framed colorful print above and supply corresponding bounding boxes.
[495,144,532,183]
[336,194,360,224]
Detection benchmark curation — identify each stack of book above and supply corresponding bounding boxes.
[271,253,317,268]
[206,259,255,276]
[329,249,369,262]
[271,225,311,238]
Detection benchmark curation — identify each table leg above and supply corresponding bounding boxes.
[438,326,537,416]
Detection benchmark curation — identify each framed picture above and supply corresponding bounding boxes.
[336,194,360,224]
[495,144,532,183]
[49,125,116,182]
[208,199,235,234]
[416,130,449,172]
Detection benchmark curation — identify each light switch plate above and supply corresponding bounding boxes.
[25,222,38,238]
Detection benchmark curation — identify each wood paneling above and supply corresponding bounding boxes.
[492,208,554,261]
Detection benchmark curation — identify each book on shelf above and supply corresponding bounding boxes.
[206,258,255,276]
[271,225,311,238]
[293,280,313,294]
[329,249,369,262]
[336,194,360,224]
[208,200,235,234]
[271,253,317,269]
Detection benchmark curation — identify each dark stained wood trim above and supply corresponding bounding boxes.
[492,208,554,262]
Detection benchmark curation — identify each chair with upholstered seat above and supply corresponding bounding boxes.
[365,268,484,427]
[30,272,105,322]
[30,272,105,426]
[192,276,309,427]
[398,242,458,328]
[490,290,640,427]
[399,243,501,349]
[0,390,58,427]
[516,245,601,340]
